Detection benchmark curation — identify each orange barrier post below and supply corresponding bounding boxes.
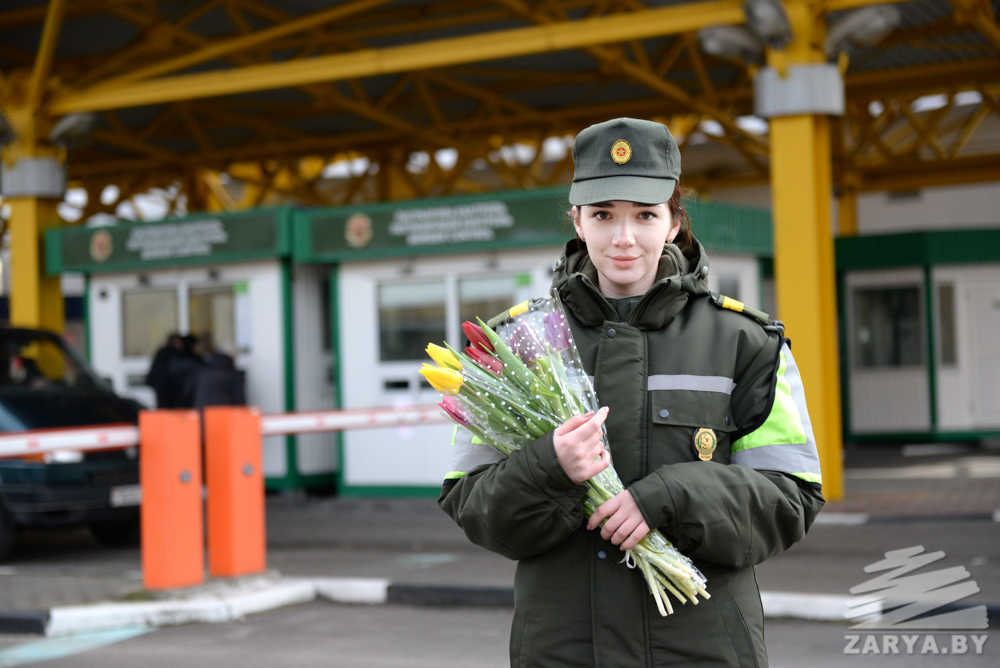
[204,406,266,579]
[139,410,204,590]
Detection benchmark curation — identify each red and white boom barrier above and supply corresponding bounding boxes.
[0,424,139,459]
[0,404,449,591]
[260,405,447,436]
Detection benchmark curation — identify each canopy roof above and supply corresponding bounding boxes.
[1,0,998,219]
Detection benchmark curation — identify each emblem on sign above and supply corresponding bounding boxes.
[693,428,717,461]
[611,139,632,164]
[345,212,373,248]
[89,230,113,263]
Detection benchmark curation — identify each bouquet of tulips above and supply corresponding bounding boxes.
[421,294,709,616]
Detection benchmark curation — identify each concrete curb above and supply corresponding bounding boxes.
[3,578,997,636]
[45,579,317,637]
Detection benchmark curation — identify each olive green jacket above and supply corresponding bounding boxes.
[440,240,825,668]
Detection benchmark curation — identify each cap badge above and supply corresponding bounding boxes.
[611,139,632,165]
[693,428,717,462]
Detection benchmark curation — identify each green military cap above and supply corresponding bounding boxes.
[569,117,682,206]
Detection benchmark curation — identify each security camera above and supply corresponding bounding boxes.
[697,26,765,63]
[48,112,99,148]
[826,6,902,57]
[743,0,793,50]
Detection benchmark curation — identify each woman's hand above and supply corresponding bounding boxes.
[552,407,611,484]
[587,490,650,551]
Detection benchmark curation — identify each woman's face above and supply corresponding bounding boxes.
[573,201,681,299]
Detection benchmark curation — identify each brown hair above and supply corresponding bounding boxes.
[668,183,699,265]
[568,183,699,264]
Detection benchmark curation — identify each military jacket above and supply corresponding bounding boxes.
[440,240,825,668]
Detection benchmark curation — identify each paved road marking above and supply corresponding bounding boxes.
[0,627,154,666]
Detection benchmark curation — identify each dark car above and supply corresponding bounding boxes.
[0,327,142,560]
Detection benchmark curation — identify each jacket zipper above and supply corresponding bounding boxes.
[578,276,673,326]
[578,275,622,322]
[625,278,671,325]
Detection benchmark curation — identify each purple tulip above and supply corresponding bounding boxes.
[510,323,546,363]
[544,311,571,351]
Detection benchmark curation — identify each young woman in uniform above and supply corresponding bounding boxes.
[440,117,825,668]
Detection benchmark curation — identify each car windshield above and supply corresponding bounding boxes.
[0,330,102,393]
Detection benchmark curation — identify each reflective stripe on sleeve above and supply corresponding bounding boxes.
[731,343,822,484]
[446,425,504,480]
[647,374,736,394]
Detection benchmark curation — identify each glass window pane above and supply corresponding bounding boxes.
[459,276,520,327]
[853,286,923,368]
[938,284,956,366]
[379,281,446,361]
[189,285,243,353]
[122,289,178,357]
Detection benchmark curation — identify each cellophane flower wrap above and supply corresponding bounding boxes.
[422,292,709,616]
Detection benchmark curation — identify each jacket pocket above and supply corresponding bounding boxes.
[649,390,733,465]
[650,389,733,431]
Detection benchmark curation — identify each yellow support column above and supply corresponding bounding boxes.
[838,173,860,237]
[762,1,844,499]
[1,107,66,334]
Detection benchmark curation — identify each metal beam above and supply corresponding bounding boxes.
[50,1,747,113]
[26,0,65,110]
[92,0,396,88]
[953,0,1000,52]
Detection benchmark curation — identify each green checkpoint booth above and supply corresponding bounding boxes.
[837,229,1000,444]
[45,188,775,495]
[45,207,338,491]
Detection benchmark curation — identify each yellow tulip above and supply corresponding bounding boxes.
[420,365,464,395]
[426,343,461,369]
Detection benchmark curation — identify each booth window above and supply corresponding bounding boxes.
[189,285,246,353]
[379,280,446,361]
[937,284,957,366]
[459,276,520,327]
[122,289,179,357]
[853,286,923,368]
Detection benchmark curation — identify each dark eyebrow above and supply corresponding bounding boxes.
[588,201,661,208]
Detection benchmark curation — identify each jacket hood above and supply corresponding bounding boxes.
[550,237,712,329]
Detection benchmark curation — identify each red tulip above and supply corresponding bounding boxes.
[439,396,470,426]
[463,321,494,352]
[465,346,503,376]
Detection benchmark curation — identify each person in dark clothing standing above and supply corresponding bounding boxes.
[192,343,246,409]
[145,333,183,408]
[166,334,204,409]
